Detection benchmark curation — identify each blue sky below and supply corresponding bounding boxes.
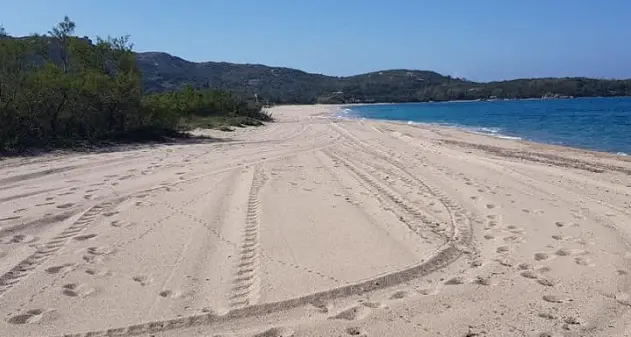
[2,0,630,81]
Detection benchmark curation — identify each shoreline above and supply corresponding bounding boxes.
[329,103,631,158]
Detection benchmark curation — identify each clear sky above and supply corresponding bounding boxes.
[2,0,630,81]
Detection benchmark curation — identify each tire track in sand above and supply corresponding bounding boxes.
[230,166,267,309]
[330,122,475,250]
[51,152,475,337]
[0,201,116,298]
[0,168,224,301]
[323,148,472,254]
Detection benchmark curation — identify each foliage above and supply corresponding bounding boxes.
[134,53,631,104]
[0,18,270,152]
[142,84,272,130]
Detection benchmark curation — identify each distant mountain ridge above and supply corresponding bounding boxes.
[4,33,630,104]
[135,51,475,103]
[135,51,631,104]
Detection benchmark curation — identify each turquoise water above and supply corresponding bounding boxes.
[342,97,631,155]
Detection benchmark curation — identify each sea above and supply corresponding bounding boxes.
[339,97,631,156]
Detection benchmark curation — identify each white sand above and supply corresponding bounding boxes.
[1,104,630,337]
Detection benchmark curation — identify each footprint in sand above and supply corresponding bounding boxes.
[87,246,112,255]
[7,309,48,325]
[45,263,74,274]
[253,327,295,337]
[417,288,438,296]
[503,235,522,243]
[534,252,549,261]
[542,294,570,303]
[496,257,516,267]
[574,257,592,266]
[56,203,74,209]
[496,246,509,253]
[474,275,493,286]
[10,234,38,244]
[538,312,556,321]
[520,270,538,279]
[74,234,98,241]
[83,246,113,263]
[311,299,332,313]
[133,275,152,286]
[346,327,368,336]
[103,211,119,217]
[62,283,95,297]
[555,248,571,256]
[330,306,372,320]
[361,301,383,309]
[390,290,410,299]
[486,204,496,209]
[159,290,173,298]
[85,268,111,277]
[537,277,558,287]
[444,276,465,285]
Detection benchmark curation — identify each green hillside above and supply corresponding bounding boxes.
[135,52,631,104]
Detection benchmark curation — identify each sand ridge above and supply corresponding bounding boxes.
[0,105,630,336]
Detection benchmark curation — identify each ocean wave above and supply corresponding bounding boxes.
[332,107,355,119]
[404,121,523,140]
[492,134,523,140]
[460,126,522,140]
[617,152,628,156]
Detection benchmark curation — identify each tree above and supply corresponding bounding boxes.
[48,16,75,73]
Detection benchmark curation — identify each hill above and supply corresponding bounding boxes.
[134,52,631,104]
[4,30,631,104]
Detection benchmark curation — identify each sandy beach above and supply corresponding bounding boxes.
[1,104,630,337]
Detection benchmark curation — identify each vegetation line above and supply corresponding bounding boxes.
[0,17,271,153]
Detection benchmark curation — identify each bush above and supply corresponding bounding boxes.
[0,17,272,152]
